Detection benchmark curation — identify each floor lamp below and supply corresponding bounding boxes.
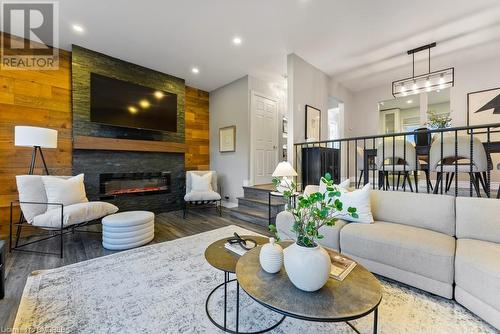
[14,126,58,175]
[13,126,58,248]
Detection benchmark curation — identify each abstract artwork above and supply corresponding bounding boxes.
[467,87,500,133]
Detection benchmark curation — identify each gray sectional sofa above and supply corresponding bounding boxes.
[276,190,500,330]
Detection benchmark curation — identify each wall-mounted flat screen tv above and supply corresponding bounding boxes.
[90,73,177,132]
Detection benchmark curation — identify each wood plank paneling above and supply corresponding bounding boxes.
[185,86,210,171]
[0,34,72,238]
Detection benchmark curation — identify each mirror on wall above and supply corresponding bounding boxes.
[378,89,450,135]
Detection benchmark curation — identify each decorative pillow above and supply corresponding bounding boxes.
[319,178,350,194]
[337,183,374,223]
[16,175,48,222]
[191,172,213,192]
[42,174,88,208]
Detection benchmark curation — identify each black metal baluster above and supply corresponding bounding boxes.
[403,134,407,192]
[487,127,491,197]
[347,140,350,186]
[440,131,444,194]
[455,130,458,197]
[371,138,375,189]
[354,139,358,188]
[470,129,474,197]
[392,136,395,191]
[382,138,386,190]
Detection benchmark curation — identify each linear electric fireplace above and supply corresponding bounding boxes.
[99,172,171,198]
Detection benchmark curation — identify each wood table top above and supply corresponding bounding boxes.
[236,241,382,322]
[204,235,269,273]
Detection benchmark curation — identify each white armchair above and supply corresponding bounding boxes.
[11,175,118,258]
[183,171,222,218]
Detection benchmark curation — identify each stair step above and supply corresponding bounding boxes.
[242,185,276,201]
[237,197,286,206]
[237,197,284,217]
[230,207,272,227]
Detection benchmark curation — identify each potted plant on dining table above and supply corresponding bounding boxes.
[270,173,358,292]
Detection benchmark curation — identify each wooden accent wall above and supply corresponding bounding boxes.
[185,87,210,170]
[0,35,209,238]
[0,34,72,237]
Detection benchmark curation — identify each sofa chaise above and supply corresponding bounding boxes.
[276,189,500,330]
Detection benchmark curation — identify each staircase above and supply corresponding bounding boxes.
[230,184,286,227]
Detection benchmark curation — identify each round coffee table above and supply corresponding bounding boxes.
[204,236,285,334]
[236,241,383,334]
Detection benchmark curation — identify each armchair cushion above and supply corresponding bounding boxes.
[32,201,118,229]
[16,175,48,222]
[191,172,213,192]
[184,191,221,202]
[42,174,88,208]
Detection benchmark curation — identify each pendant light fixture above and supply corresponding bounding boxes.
[392,42,454,98]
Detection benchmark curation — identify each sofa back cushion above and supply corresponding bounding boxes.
[370,190,456,236]
[456,197,500,243]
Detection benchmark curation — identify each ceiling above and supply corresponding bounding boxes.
[57,0,500,92]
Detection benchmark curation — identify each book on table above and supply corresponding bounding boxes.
[224,242,251,256]
[330,255,357,281]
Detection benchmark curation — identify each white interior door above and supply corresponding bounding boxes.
[252,93,278,185]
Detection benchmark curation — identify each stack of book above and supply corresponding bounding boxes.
[330,255,357,281]
[224,241,252,256]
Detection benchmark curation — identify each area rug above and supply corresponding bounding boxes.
[14,225,497,333]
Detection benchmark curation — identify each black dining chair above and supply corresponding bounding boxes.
[414,127,433,193]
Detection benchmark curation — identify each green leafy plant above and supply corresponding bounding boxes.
[426,110,451,129]
[269,173,358,247]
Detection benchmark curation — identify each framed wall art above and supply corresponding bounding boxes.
[219,125,236,152]
[467,87,500,134]
[305,105,321,140]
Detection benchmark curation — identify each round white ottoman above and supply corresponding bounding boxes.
[102,211,155,250]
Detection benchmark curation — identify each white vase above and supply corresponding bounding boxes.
[283,242,331,292]
[259,237,283,274]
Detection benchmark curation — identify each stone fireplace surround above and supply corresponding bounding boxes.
[73,150,185,213]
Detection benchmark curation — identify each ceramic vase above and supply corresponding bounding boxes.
[259,237,283,274]
[283,242,330,292]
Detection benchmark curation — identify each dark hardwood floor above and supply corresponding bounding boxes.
[0,209,269,331]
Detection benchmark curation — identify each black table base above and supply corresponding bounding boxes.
[346,307,378,334]
[205,272,285,334]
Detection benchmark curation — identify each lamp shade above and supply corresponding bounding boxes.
[272,161,297,177]
[14,126,58,148]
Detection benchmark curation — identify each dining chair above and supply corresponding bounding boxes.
[429,135,491,197]
[376,137,418,192]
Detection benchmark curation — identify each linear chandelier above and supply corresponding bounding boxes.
[392,42,454,98]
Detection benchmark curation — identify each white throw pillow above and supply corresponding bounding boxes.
[16,175,48,222]
[191,173,213,192]
[42,174,88,208]
[338,183,374,223]
[319,178,350,194]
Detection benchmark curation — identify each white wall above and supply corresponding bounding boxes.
[287,54,330,144]
[209,76,249,203]
[209,75,286,203]
[450,57,500,127]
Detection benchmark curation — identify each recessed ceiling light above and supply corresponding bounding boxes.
[128,106,138,114]
[407,100,413,104]
[233,37,242,45]
[154,91,164,99]
[191,67,199,74]
[72,24,84,33]
[139,100,150,108]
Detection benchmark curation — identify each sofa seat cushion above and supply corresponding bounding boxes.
[455,239,500,311]
[184,190,221,202]
[340,221,455,283]
[32,202,118,229]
